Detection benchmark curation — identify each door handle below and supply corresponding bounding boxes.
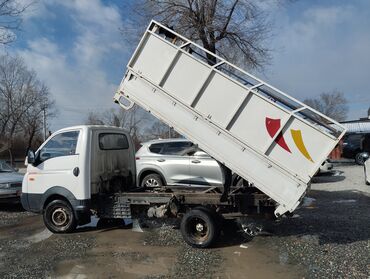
[157,159,166,162]
[191,160,201,164]
[73,167,80,177]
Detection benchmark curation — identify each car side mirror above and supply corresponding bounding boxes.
[27,150,36,165]
[194,151,208,157]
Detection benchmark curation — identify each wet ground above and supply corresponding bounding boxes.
[0,165,369,278]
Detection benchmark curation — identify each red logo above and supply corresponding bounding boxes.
[266,117,313,162]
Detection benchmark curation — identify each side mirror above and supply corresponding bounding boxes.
[27,150,36,165]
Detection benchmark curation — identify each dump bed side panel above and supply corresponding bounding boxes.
[115,21,346,215]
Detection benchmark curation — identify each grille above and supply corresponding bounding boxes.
[10,182,22,188]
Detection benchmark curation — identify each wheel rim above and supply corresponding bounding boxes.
[145,178,160,187]
[186,216,209,244]
[51,207,70,227]
[356,154,364,165]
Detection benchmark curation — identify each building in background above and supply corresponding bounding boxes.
[330,107,370,163]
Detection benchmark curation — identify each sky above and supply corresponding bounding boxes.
[4,0,370,130]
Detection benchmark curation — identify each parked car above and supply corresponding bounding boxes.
[315,159,333,175]
[342,133,370,165]
[0,160,23,202]
[135,139,225,188]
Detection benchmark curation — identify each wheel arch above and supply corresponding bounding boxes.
[42,186,77,210]
[138,168,167,186]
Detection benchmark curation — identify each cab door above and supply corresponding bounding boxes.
[25,130,82,209]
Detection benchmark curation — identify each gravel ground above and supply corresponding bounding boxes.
[262,164,370,279]
[267,190,370,279]
[0,202,95,279]
[0,233,95,278]
[143,225,222,279]
[0,202,34,226]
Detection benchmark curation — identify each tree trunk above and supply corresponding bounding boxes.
[27,128,36,152]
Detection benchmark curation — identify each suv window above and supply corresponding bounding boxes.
[344,134,363,147]
[162,142,193,155]
[148,143,165,154]
[39,131,79,163]
[99,133,129,150]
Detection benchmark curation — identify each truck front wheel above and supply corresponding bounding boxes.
[180,208,220,248]
[43,199,77,233]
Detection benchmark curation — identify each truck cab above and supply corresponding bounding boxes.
[21,125,136,232]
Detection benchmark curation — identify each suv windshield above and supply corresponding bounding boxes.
[0,160,15,172]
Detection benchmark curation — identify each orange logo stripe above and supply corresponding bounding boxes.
[291,129,314,162]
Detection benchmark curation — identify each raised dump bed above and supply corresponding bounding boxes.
[114,20,346,216]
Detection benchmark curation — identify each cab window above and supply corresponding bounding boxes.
[99,133,129,150]
[38,131,80,163]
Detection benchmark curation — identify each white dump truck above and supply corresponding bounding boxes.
[21,21,346,248]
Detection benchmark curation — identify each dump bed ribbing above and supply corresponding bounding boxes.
[114,20,346,216]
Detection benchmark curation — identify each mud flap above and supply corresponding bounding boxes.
[131,219,144,233]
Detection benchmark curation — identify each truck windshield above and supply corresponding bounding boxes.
[38,131,80,163]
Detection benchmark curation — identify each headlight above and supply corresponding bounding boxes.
[0,183,10,189]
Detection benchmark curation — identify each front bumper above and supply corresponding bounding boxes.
[21,192,91,225]
[0,188,21,201]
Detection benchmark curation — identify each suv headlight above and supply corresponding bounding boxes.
[0,183,10,189]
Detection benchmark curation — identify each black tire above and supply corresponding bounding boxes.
[141,173,163,188]
[355,153,365,165]
[43,199,77,233]
[193,206,223,228]
[180,208,220,248]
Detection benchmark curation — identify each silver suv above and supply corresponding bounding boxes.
[136,139,224,188]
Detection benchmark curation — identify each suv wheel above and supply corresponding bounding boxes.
[141,173,163,187]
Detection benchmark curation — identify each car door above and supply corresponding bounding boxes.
[157,141,193,185]
[189,151,223,186]
[25,130,82,209]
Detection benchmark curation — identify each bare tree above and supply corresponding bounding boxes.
[304,90,348,123]
[86,106,148,148]
[125,0,273,69]
[143,121,181,141]
[0,0,32,44]
[0,54,55,164]
[20,83,56,151]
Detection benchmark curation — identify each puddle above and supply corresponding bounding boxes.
[222,238,305,279]
[50,264,88,279]
[78,217,132,229]
[301,197,316,207]
[78,217,99,229]
[332,199,357,203]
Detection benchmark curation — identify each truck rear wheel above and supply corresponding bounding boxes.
[43,199,77,233]
[180,208,220,248]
